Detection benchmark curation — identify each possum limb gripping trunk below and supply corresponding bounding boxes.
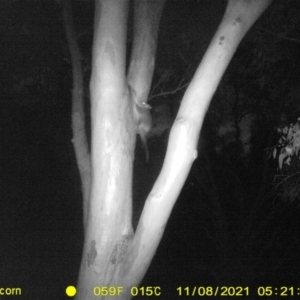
[130,86,152,162]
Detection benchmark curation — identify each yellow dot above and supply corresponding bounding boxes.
[66,286,77,297]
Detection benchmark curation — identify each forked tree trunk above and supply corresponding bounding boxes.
[75,1,272,299]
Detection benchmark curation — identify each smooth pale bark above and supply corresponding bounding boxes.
[75,0,272,299]
[63,0,91,229]
[127,0,166,105]
[76,1,166,298]
[75,0,132,299]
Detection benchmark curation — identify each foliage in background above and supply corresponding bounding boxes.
[267,117,300,203]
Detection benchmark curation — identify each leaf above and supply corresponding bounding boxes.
[278,152,288,170]
[273,147,277,159]
[287,125,293,141]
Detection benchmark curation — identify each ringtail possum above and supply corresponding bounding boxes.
[130,86,152,162]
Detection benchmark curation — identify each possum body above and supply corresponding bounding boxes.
[133,101,152,162]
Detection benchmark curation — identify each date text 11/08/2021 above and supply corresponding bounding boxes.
[176,286,300,297]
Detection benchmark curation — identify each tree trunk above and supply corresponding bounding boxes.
[75,1,272,299]
[63,0,91,228]
[76,0,134,298]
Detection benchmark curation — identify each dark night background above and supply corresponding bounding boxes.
[1,0,300,299]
